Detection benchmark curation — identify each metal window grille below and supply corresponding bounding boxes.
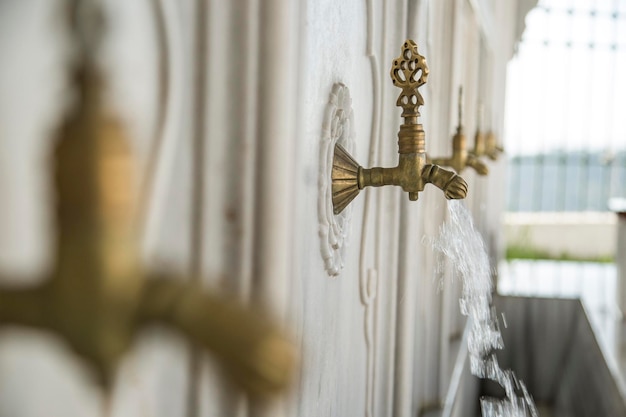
[505,0,626,212]
[500,2,625,364]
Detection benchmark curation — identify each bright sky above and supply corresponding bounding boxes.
[504,0,626,155]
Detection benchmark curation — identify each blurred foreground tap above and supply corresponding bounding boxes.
[430,87,489,175]
[0,0,296,399]
[471,104,503,161]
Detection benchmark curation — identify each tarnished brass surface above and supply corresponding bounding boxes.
[332,144,361,214]
[471,130,503,160]
[473,128,486,157]
[470,104,503,161]
[485,130,504,160]
[0,4,295,398]
[430,87,488,175]
[332,40,467,214]
[138,276,295,397]
[0,66,296,397]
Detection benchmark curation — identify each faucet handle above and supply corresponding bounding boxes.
[390,40,429,118]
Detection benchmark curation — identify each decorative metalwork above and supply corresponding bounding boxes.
[431,87,489,175]
[331,40,467,214]
[361,3,381,415]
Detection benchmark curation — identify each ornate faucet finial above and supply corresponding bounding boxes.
[390,40,429,118]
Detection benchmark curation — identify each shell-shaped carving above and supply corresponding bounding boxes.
[318,84,356,276]
[332,144,361,215]
[390,40,429,117]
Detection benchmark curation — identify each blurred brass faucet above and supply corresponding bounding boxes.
[332,40,467,214]
[430,88,488,175]
[471,105,503,161]
[0,5,295,398]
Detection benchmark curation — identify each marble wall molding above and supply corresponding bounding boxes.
[317,83,357,277]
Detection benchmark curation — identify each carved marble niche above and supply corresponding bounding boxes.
[317,83,356,277]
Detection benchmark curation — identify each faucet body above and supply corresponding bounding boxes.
[485,130,504,160]
[473,128,486,156]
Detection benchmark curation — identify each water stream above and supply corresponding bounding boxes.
[431,201,539,417]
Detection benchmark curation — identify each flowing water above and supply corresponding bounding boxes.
[431,201,539,417]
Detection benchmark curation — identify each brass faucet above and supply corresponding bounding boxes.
[430,87,488,175]
[484,130,504,160]
[471,105,503,161]
[332,40,467,214]
[0,3,295,399]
